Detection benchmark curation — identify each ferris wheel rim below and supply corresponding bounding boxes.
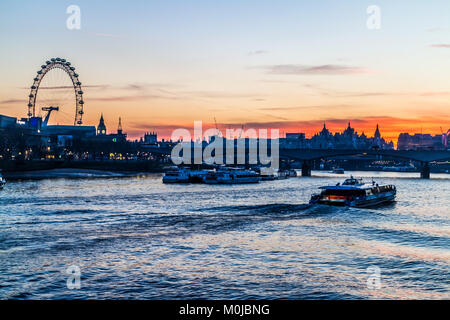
[28,57,85,125]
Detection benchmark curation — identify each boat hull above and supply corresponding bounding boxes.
[162,169,209,184]
[312,192,396,208]
[204,177,261,184]
[162,177,189,183]
[261,175,277,181]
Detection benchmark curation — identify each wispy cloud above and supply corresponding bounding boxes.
[30,85,109,90]
[420,91,450,96]
[121,83,183,91]
[259,104,354,112]
[336,92,390,97]
[0,99,27,104]
[90,32,126,39]
[426,27,447,33]
[90,82,263,102]
[300,83,450,98]
[185,91,263,99]
[88,83,183,102]
[248,50,269,56]
[263,64,370,75]
[89,94,180,102]
[430,44,450,48]
[299,83,393,98]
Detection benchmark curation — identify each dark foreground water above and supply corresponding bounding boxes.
[0,171,449,299]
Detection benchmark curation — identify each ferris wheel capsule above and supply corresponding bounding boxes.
[51,58,56,62]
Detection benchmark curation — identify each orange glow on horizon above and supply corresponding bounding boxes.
[119,117,447,146]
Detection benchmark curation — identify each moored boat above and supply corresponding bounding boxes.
[381,165,415,172]
[0,173,5,189]
[162,168,189,183]
[259,167,278,181]
[162,167,210,183]
[287,169,297,177]
[203,168,261,184]
[277,170,289,180]
[310,176,396,208]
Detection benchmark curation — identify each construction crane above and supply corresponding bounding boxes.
[213,117,222,137]
[447,129,450,148]
[238,125,244,139]
[214,117,219,130]
[42,106,59,127]
[442,127,450,148]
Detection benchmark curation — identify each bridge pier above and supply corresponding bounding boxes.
[301,160,312,177]
[420,162,430,179]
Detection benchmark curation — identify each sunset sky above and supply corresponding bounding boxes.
[1,0,450,142]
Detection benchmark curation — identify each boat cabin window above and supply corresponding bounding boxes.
[342,178,363,186]
[370,185,395,194]
[323,189,366,196]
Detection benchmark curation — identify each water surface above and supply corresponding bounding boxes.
[0,171,449,299]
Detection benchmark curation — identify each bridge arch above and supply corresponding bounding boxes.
[279,149,450,163]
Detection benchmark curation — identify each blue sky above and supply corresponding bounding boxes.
[1,0,450,139]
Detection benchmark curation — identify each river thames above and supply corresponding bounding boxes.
[0,171,449,299]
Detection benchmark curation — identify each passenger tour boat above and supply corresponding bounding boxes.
[203,168,261,184]
[0,173,6,189]
[162,168,210,183]
[310,176,396,207]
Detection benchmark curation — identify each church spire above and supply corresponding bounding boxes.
[117,117,123,135]
[97,113,106,135]
[374,124,381,139]
[320,122,330,136]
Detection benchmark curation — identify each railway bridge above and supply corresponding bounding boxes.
[279,149,450,179]
[146,146,450,179]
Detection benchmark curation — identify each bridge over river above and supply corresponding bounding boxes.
[279,149,450,178]
[146,146,450,179]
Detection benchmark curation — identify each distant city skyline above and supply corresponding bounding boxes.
[1,0,450,142]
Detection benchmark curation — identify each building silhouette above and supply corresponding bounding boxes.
[397,132,448,150]
[143,132,158,145]
[93,114,127,143]
[97,114,106,135]
[281,123,394,150]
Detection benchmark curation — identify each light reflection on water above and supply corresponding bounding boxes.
[0,171,449,299]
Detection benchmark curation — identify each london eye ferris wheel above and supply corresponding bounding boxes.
[27,57,85,126]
